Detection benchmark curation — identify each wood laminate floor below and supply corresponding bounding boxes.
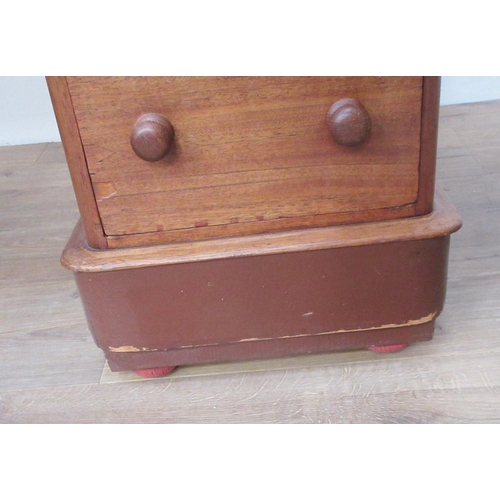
[1,101,500,423]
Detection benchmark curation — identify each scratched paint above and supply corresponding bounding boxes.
[108,311,437,353]
[108,345,159,353]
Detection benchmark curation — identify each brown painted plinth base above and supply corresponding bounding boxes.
[107,322,434,372]
[62,189,461,373]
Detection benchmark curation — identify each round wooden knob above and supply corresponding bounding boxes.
[327,98,371,147]
[131,113,174,162]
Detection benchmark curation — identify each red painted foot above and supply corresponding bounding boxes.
[367,343,409,353]
[133,366,177,378]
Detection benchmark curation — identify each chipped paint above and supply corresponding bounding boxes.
[108,345,159,353]
[140,311,439,351]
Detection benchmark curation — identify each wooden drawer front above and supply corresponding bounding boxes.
[66,77,424,244]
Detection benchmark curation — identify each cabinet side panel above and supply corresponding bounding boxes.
[415,76,441,215]
[46,76,107,249]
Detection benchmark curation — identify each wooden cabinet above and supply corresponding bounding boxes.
[49,77,438,248]
[48,76,460,376]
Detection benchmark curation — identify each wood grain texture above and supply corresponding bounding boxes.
[104,203,419,248]
[2,362,500,423]
[1,100,499,422]
[61,187,460,273]
[65,76,424,245]
[45,77,108,249]
[415,76,441,215]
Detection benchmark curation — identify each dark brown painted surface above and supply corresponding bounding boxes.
[72,232,450,371]
[106,322,435,371]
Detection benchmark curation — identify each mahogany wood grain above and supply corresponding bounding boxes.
[45,77,107,249]
[97,162,418,234]
[105,203,418,248]
[415,76,441,215]
[65,76,425,245]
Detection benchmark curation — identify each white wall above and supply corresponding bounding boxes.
[440,76,500,105]
[0,77,60,147]
[0,76,499,147]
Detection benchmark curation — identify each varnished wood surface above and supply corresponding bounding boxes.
[66,77,424,245]
[1,100,500,423]
[45,77,108,249]
[61,187,460,273]
[415,76,440,215]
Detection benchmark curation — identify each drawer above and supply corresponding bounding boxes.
[50,77,439,249]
